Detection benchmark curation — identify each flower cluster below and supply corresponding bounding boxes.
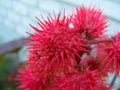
[18,6,119,90]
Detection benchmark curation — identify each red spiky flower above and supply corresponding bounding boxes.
[57,69,109,90]
[18,12,87,90]
[101,33,120,75]
[72,6,107,39]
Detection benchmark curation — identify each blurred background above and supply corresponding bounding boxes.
[0,0,120,90]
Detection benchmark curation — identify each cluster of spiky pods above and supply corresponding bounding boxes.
[18,6,120,90]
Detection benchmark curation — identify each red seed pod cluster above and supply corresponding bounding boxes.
[18,6,119,90]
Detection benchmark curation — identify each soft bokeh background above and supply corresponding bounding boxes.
[0,0,120,90]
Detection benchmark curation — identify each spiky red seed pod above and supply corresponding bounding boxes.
[101,33,120,75]
[57,70,109,90]
[18,67,41,90]
[72,6,107,39]
[28,13,87,71]
[102,42,120,75]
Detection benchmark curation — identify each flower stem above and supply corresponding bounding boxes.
[88,39,112,44]
[110,74,117,85]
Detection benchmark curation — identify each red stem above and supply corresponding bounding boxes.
[87,39,112,44]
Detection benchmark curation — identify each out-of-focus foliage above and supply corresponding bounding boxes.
[0,48,23,90]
